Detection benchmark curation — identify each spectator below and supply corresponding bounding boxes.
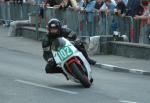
[122,0,128,6]
[76,0,84,7]
[82,0,96,11]
[71,0,84,11]
[134,0,150,44]
[114,0,126,15]
[38,0,58,27]
[100,0,116,15]
[134,0,150,19]
[81,0,96,36]
[44,0,58,7]
[38,0,44,26]
[54,0,79,9]
[95,0,104,10]
[106,0,116,14]
[99,1,108,12]
[141,0,150,16]
[126,0,143,17]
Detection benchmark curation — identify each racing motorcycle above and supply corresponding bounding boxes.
[51,37,93,88]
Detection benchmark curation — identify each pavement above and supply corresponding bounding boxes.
[92,55,150,76]
[0,26,150,77]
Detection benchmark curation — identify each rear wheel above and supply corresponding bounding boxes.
[70,63,91,88]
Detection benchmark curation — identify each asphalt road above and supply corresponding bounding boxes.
[0,47,150,103]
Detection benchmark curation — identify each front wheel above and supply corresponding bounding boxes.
[70,63,91,88]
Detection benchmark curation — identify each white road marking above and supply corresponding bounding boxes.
[101,64,114,70]
[15,79,78,95]
[102,64,115,67]
[120,100,138,103]
[130,69,144,74]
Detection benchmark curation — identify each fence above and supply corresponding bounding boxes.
[0,2,38,22]
[44,8,134,41]
[133,18,150,44]
[0,3,150,44]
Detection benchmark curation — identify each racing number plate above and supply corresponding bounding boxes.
[57,46,73,61]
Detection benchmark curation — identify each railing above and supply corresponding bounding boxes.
[0,2,38,21]
[133,17,150,44]
[44,8,136,42]
[0,3,149,44]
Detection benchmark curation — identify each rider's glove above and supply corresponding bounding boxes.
[48,58,55,65]
[68,31,77,40]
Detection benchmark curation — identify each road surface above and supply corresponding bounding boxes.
[0,47,150,103]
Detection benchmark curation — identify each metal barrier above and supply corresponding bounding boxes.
[0,2,38,22]
[0,3,149,44]
[45,7,67,28]
[134,18,150,44]
[112,16,132,41]
[0,2,11,23]
[66,8,80,35]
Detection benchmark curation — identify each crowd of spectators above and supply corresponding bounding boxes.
[18,0,149,35]
[1,0,149,18]
[134,0,150,21]
[35,0,150,20]
[0,0,149,43]
[0,0,150,27]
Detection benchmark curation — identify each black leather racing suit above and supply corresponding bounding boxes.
[42,27,94,73]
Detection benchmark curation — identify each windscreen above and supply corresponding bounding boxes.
[51,38,66,51]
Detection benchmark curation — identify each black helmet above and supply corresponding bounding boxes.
[48,18,62,31]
